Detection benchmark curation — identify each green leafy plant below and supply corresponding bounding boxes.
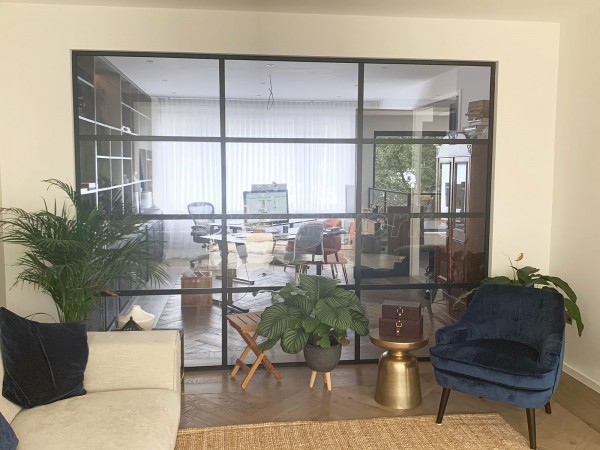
[461,253,583,336]
[0,179,170,323]
[256,274,370,354]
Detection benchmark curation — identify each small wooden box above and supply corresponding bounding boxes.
[181,271,213,307]
[382,301,422,321]
[379,316,423,340]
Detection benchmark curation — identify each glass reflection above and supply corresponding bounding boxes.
[225,60,358,138]
[363,64,491,138]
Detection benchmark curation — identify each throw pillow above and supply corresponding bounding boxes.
[0,307,89,408]
[0,412,18,450]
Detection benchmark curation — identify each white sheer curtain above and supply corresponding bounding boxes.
[152,98,356,214]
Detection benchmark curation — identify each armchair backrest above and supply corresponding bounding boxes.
[294,221,324,256]
[461,284,565,352]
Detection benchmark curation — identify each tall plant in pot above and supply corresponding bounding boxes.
[0,179,169,323]
[256,274,369,372]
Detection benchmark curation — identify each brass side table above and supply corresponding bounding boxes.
[368,328,429,409]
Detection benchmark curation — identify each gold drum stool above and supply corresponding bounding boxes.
[368,328,429,409]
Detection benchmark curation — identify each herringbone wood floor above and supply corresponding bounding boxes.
[181,363,600,449]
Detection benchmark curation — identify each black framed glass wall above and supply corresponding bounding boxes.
[73,53,494,368]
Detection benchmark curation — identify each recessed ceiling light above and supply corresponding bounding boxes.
[381,66,389,69]
[260,82,266,85]
[171,91,176,94]
[266,64,275,67]
[146,60,154,63]
[161,79,167,82]
[256,94,262,97]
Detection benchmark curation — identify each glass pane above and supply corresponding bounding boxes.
[359,214,438,286]
[363,64,491,138]
[359,288,453,360]
[225,60,358,138]
[75,55,220,137]
[226,143,355,215]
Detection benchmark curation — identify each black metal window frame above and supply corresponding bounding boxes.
[72,51,496,368]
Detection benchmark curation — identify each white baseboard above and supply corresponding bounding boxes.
[562,363,600,393]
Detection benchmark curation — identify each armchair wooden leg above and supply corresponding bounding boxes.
[436,388,451,424]
[526,408,536,449]
[544,402,552,414]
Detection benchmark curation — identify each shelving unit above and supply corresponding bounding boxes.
[76,55,153,213]
[75,55,161,331]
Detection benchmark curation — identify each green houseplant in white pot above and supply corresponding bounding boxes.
[0,179,169,323]
[256,274,370,372]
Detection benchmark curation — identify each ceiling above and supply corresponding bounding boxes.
[5,0,599,22]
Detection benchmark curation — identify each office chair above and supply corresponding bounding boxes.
[283,221,324,279]
[188,202,217,268]
[322,218,349,284]
[430,284,566,449]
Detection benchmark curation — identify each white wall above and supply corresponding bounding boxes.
[551,7,600,390]
[0,4,571,375]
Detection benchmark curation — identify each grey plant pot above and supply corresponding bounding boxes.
[303,342,342,372]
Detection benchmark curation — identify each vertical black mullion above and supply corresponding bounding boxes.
[219,58,228,367]
[72,52,82,193]
[483,63,496,279]
[354,63,365,361]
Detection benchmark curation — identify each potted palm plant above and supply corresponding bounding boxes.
[0,179,169,323]
[256,274,369,372]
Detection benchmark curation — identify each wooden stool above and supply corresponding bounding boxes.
[309,371,332,391]
[227,312,282,390]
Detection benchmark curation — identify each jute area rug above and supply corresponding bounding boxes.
[176,413,529,449]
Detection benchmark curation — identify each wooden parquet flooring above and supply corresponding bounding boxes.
[181,362,600,449]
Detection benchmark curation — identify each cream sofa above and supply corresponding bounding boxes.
[1,330,181,450]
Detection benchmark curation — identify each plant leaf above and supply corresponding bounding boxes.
[257,337,279,352]
[315,298,353,330]
[564,298,584,337]
[301,316,321,333]
[543,276,577,302]
[482,276,513,284]
[350,310,370,336]
[281,328,309,354]
[298,274,337,301]
[256,303,298,339]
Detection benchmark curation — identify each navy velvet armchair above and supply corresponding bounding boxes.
[430,284,566,449]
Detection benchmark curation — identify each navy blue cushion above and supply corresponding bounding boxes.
[0,412,18,450]
[430,339,556,390]
[0,307,89,408]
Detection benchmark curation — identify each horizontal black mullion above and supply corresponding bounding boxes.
[358,282,478,291]
[73,50,494,68]
[79,135,358,144]
[112,282,476,298]
[364,138,488,145]
[79,134,487,146]
[364,211,486,219]
[141,213,359,221]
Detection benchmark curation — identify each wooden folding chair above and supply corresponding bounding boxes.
[226,311,282,389]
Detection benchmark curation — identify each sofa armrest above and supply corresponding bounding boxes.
[84,330,181,394]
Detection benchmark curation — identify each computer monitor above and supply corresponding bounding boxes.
[243,190,289,225]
